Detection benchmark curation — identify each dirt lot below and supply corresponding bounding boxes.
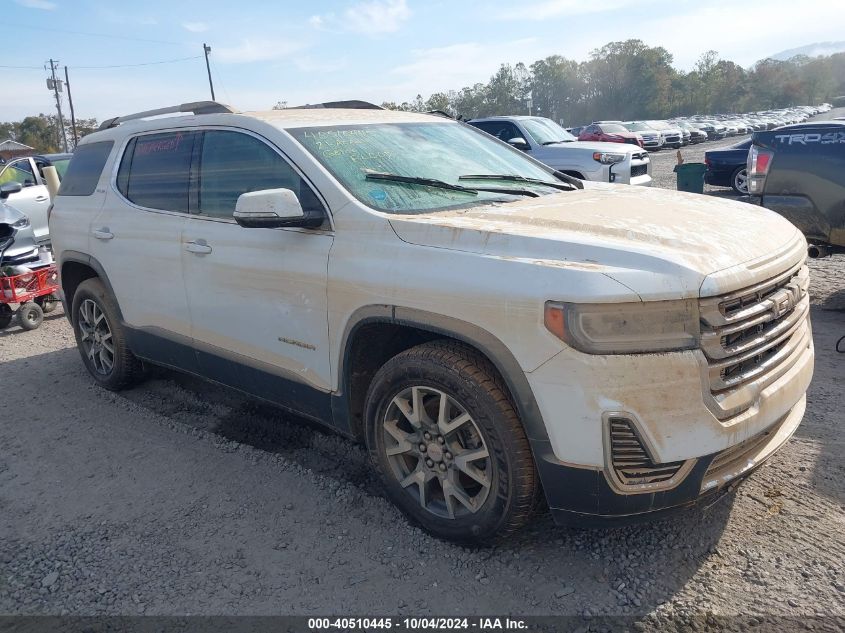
[1,121,844,625]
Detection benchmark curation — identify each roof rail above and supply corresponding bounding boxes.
[98,101,237,130]
[290,100,383,110]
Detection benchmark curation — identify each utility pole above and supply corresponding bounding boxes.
[64,65,79,148]
[203,43,215,101]
[47,59,68,152]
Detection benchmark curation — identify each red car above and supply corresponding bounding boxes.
[578,122,644,148]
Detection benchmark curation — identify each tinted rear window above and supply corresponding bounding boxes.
[57,141,114,196]
[116,131,196,212]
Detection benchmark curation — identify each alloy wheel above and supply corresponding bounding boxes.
[382,386,492,520]
[734,168,749,194]
[78,299,114,375]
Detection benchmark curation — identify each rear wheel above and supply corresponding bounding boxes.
[365,341,539,543]
[731,166,749,195]
[17,302,43,331]
[71,278,142,390]
[35,294,59,314]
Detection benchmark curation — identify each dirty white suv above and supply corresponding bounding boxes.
[50,101,813,542]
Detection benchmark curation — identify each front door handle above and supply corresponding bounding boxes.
[185,240,212,255]
[35,195,49,202]
[92,228,114,240]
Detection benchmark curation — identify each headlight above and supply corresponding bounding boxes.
[544,300,699,354]
[592,152,626,165]
[11,217,30,229]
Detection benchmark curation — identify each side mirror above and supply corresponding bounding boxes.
[507,137,530,151]
[233,188,321,229]
[0,182,22,200]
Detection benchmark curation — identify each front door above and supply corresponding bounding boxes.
[0,157,50,243]
[181,129,334,419]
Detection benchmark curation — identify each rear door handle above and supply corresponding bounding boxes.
[92,228,114,240]
[185,240,212,255]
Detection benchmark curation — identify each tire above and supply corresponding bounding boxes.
[0,304,12,329]
[17,302,43,331]
[35,294,58,314]
[71,277,142,390]
[731,166,749,195]
[364,340,539,543]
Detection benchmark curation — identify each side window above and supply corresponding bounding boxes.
[471,122,520,142]
[58,141,114,196]
[197,130,324,220]
[116,131,196,212]
[0,159,36,187]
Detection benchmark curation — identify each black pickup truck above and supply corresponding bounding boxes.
[748,121,845,257]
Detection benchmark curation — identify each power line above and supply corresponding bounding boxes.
[0,56,203,71]
[4,22,183,45]
[73,55,203,69]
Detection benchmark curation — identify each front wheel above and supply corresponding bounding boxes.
[17,302,43,331]
[364,341,540,543]
[731,166,749,195]
[0,304,12,329]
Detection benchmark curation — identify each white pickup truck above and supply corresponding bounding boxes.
[468,115,652,186]
[50,102,811,542]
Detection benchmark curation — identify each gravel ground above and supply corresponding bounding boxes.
[1,115,843,626]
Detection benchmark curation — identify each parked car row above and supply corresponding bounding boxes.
[564,104,831,151]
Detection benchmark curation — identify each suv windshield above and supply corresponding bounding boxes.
[599,124,629,134]
[520,118,577,145]
[290,122,563,214]
[624,122,652,132]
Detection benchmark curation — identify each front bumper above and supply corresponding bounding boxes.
[532,395,805,525]
[525,302,813,524]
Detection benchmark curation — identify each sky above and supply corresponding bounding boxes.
[2,0,844,123]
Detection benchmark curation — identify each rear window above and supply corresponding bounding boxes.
[57,141,114,196]
[116,131,196,212]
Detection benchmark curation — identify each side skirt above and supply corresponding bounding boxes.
[125,327,350,438]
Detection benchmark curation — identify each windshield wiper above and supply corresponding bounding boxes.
[365,172,539,197]
[541,140,572,145]
[459,173,578,192]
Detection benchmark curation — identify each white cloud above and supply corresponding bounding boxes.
[14,0,57,9]
[386,39,547,98]
[310,0,411,35]
[496,0,645,20]
[214,38,306,64]
[182,22,209,33]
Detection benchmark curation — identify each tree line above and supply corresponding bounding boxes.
[381,40,845,124]
[0,114,98,154]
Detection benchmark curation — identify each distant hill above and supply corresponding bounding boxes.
[768,41,845,61]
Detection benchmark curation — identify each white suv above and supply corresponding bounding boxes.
[468,116,652,186]
[50,101,814,542]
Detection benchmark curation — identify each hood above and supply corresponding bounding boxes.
[388,185,803,300]
[0,200,27,225]
[548,140,640,154]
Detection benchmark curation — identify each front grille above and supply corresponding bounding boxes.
[607,417,687,489]
[631,152,649,161]
[630,164,648,178]
[0,224,13,240]
[699,264,809,399]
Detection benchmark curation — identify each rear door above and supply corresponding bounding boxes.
[0,157,50,243]
[90,130,197,370]
[181,128,334,414]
